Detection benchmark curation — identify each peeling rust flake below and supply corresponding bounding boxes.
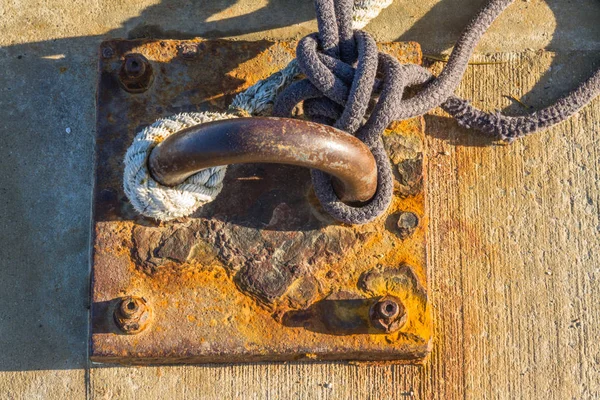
[91,38,431,365]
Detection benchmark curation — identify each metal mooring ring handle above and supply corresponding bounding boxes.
[148,117,378,203]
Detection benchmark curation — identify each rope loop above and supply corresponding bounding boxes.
[123,111,237,221]
[273,0,600,223]
[274,0,418,223]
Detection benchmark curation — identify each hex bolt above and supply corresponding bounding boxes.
[118,53,154,93]
[370,295,407,333]
[396,211,419,239]
[114,296,152,334]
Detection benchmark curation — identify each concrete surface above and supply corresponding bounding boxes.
[0,0,599,399]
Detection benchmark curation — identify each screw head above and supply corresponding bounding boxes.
[102,46,114,59]
[114,296,152,334]
[369,295,407,333]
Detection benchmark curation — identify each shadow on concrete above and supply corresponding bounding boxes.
[124,0,316,40]
[0,0,598,371]
[0,0,315,372]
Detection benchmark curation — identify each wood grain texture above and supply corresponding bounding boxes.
[89,51,600,399]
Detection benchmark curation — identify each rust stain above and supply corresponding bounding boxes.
[91,39,431,364]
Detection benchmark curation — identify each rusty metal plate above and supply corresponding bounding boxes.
[91,38,430,364]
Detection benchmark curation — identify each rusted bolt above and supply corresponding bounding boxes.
[114,296,152,334]
[118,53,154,93]
[178,43,198,59]
[370,296,407,333]
[396,211,419,239]
[101,46,114,59]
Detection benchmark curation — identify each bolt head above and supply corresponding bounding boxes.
[376,299,400,319]
[114,296,152,334]
[118,53,154,93]
[369,295,407,333]
[124,54,146,78]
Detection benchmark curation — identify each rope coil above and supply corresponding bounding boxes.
[123,111,235,220]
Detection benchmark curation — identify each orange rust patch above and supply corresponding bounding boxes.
[91,39,431,364]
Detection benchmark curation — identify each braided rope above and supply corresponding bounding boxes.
[124,0,600,224]
[123,112,234,220]
[352,0,393,29]
[273,0,600,223]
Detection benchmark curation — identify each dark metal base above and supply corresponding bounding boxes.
[91,38,430,364]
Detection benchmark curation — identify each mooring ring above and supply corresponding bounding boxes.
[148,117,378,204]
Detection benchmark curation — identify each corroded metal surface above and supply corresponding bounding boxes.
[148,117,378,203]
[91,39,430,364]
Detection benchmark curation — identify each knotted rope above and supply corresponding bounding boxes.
[272,0,600,223]
[124,0,600,224]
